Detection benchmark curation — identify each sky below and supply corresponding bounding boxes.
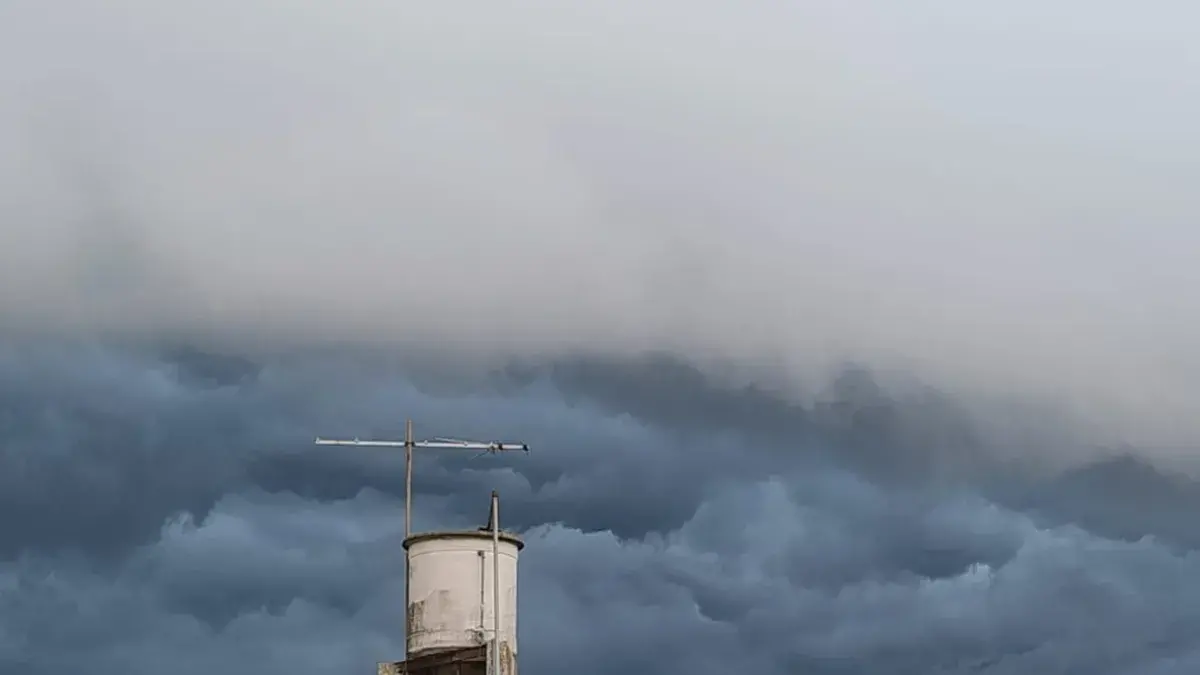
[1,1,1200,673]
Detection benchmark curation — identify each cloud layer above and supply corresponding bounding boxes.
[3,2,1200,673]
[3,344,1200,674]
[3,0,1200,443]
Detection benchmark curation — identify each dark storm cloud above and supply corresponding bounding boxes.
[535,355,990,484]
[1003,454,1200,554]
[3,343,1200,675]
[4,1,1200,673]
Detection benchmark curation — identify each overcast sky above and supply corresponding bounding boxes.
[2,2,1200,674]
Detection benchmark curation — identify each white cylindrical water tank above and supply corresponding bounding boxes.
[404,530,523,662]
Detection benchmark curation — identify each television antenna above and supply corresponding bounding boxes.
[314,418,529,539]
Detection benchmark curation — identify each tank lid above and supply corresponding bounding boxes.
[403,529,525,551]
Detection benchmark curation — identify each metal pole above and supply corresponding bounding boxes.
[404,419,414,662]
[404,418,413,539]
[491,490,501,675]
[478,550,486,636]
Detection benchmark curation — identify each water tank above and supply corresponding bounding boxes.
[404,530,523,663]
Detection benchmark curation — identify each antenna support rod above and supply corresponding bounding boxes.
[405,419,413,539]
[491,490,501,675]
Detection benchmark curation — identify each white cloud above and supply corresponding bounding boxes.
[2,1,1199,443]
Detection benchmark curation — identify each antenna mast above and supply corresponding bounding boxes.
[315,418,529,668]
[315,418,529,539]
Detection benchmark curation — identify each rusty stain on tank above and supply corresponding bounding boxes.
[497,640,516,675]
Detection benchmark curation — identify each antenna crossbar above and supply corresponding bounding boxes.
[313,419,529,540]
[315,438,528,453]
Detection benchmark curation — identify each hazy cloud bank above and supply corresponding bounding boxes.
[3,0,1200,443]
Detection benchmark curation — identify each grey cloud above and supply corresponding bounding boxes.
[2,343,1200,674]
[4,0,1200,672]
[1003,454,1200,553]
[17,468,1197,675]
